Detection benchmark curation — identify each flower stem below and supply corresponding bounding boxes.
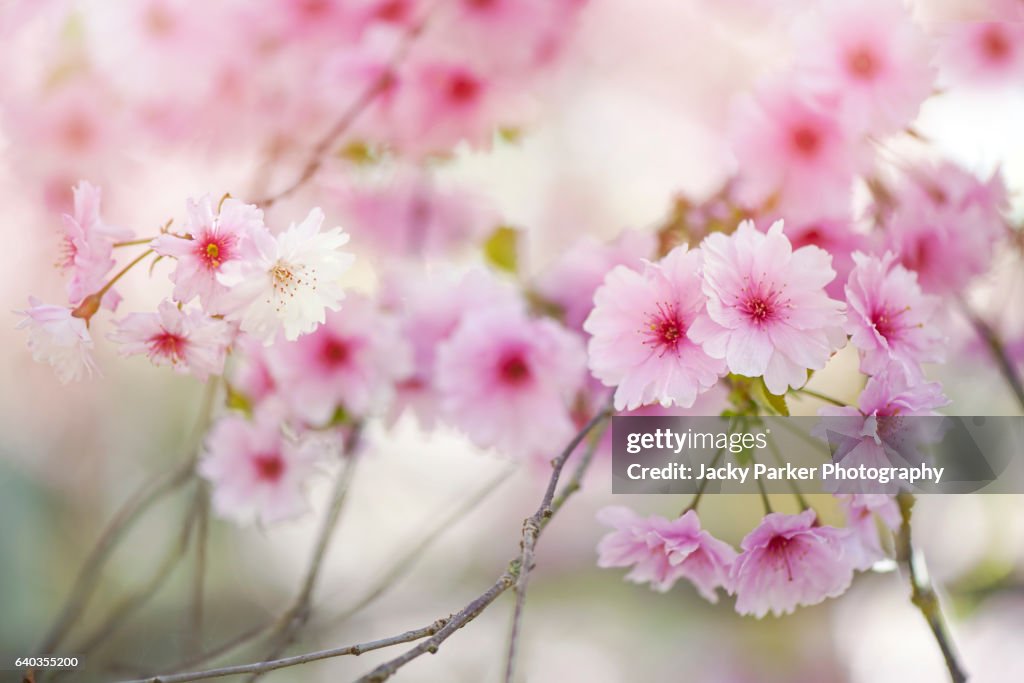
[98,249,154,299]
[682,446,726,515]
[896,494,968,683]
[960,301,1024,412]
[794,387,848,407]
[113,237,158,248]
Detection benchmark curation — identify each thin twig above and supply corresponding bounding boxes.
[253,15,430,209]
[328,465,516,626]
[503,415,610,683]
[116,622,448,683]
[793,387,848,407]
[682,446,726,515]
[766,436,810,511]
[896,494,968,683]
[960,300,1024,412]
[188,486,211,657]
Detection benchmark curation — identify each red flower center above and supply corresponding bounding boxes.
[195,231,233,270]
[791,124,822,157]
[375,0,410,22]
[252,453,285,482]
[149,331,188,362]
[846,45,880,80]
[320,336,351,368]
[498,352,532,385]
[447,73,481,104]
[981,25,1011,63]
[642,302,686,357]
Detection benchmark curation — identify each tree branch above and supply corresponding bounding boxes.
[959,300,1024,412]
[896,494,968,683]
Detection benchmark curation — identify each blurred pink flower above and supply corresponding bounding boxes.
[535,229,654,332]
[338,171,498,260]
[884,163,1008,295]
[16,297,98,384]
[381,267,521,429]
[229,335,279,408]
[109,300,234,380]
[152,196,265,314]
[780,216,868,300]
[597,506,737,600]
[844,251,944,377]
[689,220,846,395]
[731,509,854,617]
[266,294,413,426]
[836,493,900,571]
[218,208,354,342]
[199,405,331,525]
[937,10,1024,89]
[793,0,934,134]
[59,181,133,311]
[584,245,726,411]
[435,307,584,458]
[730,82,867,220]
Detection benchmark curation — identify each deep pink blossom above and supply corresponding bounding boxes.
[729,82,867,220]
[731,509,855,617]
[844,251,944,377]
[689,221,847,395]
[596,507,736,600]
[109,300,234,380]
[266,294,413,426]
[435,307,585,458]
[584,245,726,411]
[152,196,265,314]
[16,298,98,384]
[793,0,935,134]
[198,405,332,525]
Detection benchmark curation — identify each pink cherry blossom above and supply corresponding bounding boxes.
[217,208,355,342]
[60,181,133,311]
[937,8,1024,90]
[108,300,234,380]
[780,216,868,300]
[884,162,1009,295]
[535,229,654,333]
[584,245,726,411]
[793,0,935,134]
[16,297,98,384]
[338,171,499,260]
[836,494,901,571]
[266,294,413,426]
[435,307,585,458]
[844,251,944,377]
[596,506,736,600]
[731,509,855,617]
[729,82,867,220]
[198,404,332,525]
[229,335,279,408]
[152,196,266,314]
[380,267,521,429]
[689,220,847,395]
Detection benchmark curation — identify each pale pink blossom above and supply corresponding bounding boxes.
[109,300,234,380]
[338,171,498,260]
[836,494,901,571]
[844,251,944,377]
[731,509,855,617]
[435,307,585,458]
[584,245,726,411]
[781,216,868,300]
[381,267,521,428]
[596,507,737,600]
[60,181,132,310]
[229,336,279,408]
[266,294,413,426]
[198,405,331,525]
[729,82,867,220]
[16,298,98,384]
[884,163,1009,295]
[937,10,1024,89]
[218,208,355,342]
[689,221,847,395]
[793,0,935,134]
[152,196,265,314]
[536,230,654,332]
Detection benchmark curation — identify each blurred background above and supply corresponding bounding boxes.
[2,0,1024,681]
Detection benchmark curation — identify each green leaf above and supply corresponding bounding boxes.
[483,226,519,274]
[754,378,790,416]
[225,384,253,417]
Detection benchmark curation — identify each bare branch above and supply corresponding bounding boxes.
[896,494,968,683]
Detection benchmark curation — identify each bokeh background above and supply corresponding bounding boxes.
[2,0,1024,681]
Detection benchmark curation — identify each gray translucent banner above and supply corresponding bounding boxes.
[611,416,1024,495]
